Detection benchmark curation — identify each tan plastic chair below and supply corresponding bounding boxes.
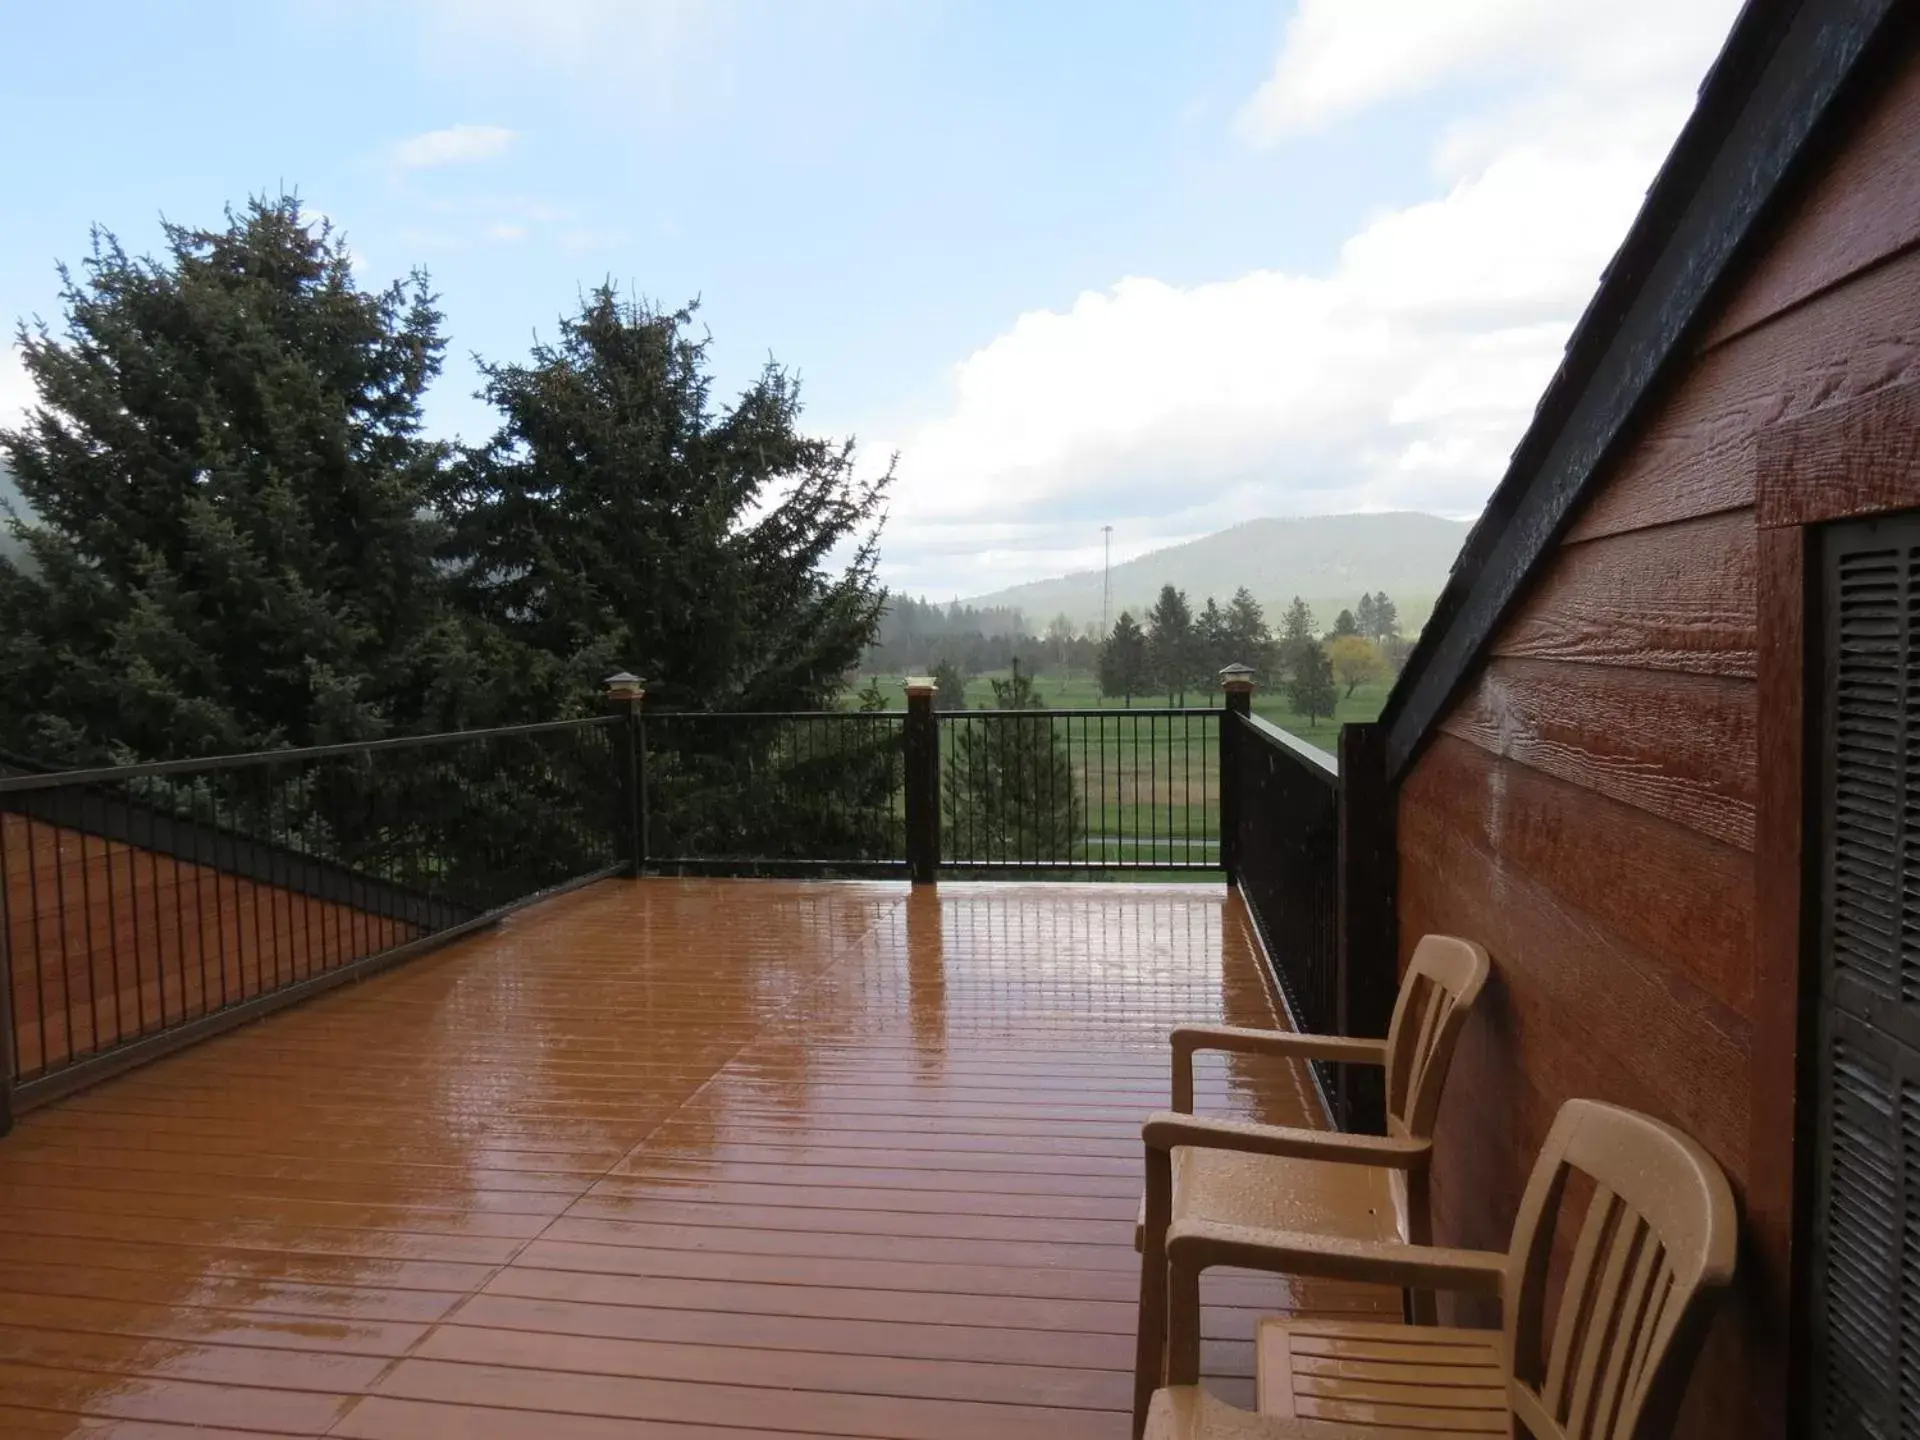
[1144,1098,1738,1440]
[1134,935,1490,1434]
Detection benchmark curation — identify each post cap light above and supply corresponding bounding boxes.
[604,672,646,701]
[904,676,938,696]
[1219,663,1256,691]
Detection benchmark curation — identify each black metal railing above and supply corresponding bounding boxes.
[0,718,621,1116]
[643,710,908,874]
[1229,710,1341,1102]
[939,708,1219,872]
[0,679,1370,1130]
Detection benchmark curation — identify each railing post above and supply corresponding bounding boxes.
[904,677,940,885]
[1218,664,1255,883]
[604,673,647,877]
[1336,721,1395,1132]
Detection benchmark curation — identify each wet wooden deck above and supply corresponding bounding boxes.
[0,878,1391,1438]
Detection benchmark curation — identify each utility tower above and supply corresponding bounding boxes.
[1101,525,1113,638]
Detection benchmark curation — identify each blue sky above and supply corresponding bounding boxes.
[0,0,1742,599]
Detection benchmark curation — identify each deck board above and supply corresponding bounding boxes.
[0,877,1392,1437]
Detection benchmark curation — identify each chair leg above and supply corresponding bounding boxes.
[1134,1148,1175,1440]
[1133,1233,1167,1439]
[1166,1253,1203,1387]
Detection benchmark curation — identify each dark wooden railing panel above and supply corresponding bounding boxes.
[1231,712,1341,1108]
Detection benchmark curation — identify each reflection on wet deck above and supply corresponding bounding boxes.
[0,878,1391,1438]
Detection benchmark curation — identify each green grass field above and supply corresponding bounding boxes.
[835,669,1389,867]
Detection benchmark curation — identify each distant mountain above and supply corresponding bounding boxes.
[960,512,1472,635]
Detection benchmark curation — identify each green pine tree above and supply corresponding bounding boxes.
[1146,584,1198,704]
[1196,596,1229,691]
[1279,595,1317,681]
[1223,587,1273,681]
[1354,592,1380,641]
[439,286,891,717]
[1098,611,1149,706]
[1287,638,1338,726]
[930,659,969,711]
[0,196,463,765]
[943,660,1081,861]
[1368,592,1401,644]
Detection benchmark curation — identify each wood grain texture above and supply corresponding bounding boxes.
[1495,512,1756,678]
[1746,524,1808,1437]
[1397,791,1751,1176]
[1757,376,1920,526]
[1704,52,1920,348]
[0,878,1393,1437]
[1566,245,1920,543]
[1440,657,1757,852]
[1406,734,1754,1015]
[1397,801,1757,1440]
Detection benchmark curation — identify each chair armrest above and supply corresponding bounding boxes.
[1169,1026,1388,1112]
[1143,1111,1430,1169]
[1166,1217,1507,1299]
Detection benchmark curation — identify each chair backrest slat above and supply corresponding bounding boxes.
[1542,1185,1621,1412]
[1382,936,1490,1137]
[1566,1211,1654,1439]
[1589,1227,1668,1438]
[1502,1101,1738,1440]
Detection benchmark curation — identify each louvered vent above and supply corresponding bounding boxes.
[1811,515,1920,1440]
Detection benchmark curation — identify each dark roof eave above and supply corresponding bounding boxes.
[1378,0,1911,779]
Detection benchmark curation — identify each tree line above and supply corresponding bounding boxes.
[0,196,889,767]
[1096,586,1403,723]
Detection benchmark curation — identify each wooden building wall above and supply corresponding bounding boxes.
[1395,49,1920,1440]
[4,814,418,1079]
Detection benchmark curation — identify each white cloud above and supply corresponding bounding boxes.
[0,344,31,434]
[1237,0,1737,146]
[880,0,1744,599]
[392,124,517,170]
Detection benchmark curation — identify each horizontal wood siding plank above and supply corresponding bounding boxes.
[1756,375,1920,526]
[1565,245,1920,542]
[1405,733,1755,1014]
[1439,656,1757,851]
[1494,512,1756,677]
[1397,790,1752,1177]
[1704,54,1920,347]
[1398,797,1758,1437]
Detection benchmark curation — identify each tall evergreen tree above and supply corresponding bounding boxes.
[1196,596,1229,691]
[1098,611,1149,706]
[1368,591,1401,644]
[1146,584,1198,704]
[1354,592,1380,641]
[439,287,890,716]
[943,660,1080,860]
[1331,608,1359,638]
[1279,596,1317,682]
[1281,596,1316,646]
[0,196,461,763]
[1223,587,1272,679]
[1287,638,1338,726]
[930,659,969,712]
